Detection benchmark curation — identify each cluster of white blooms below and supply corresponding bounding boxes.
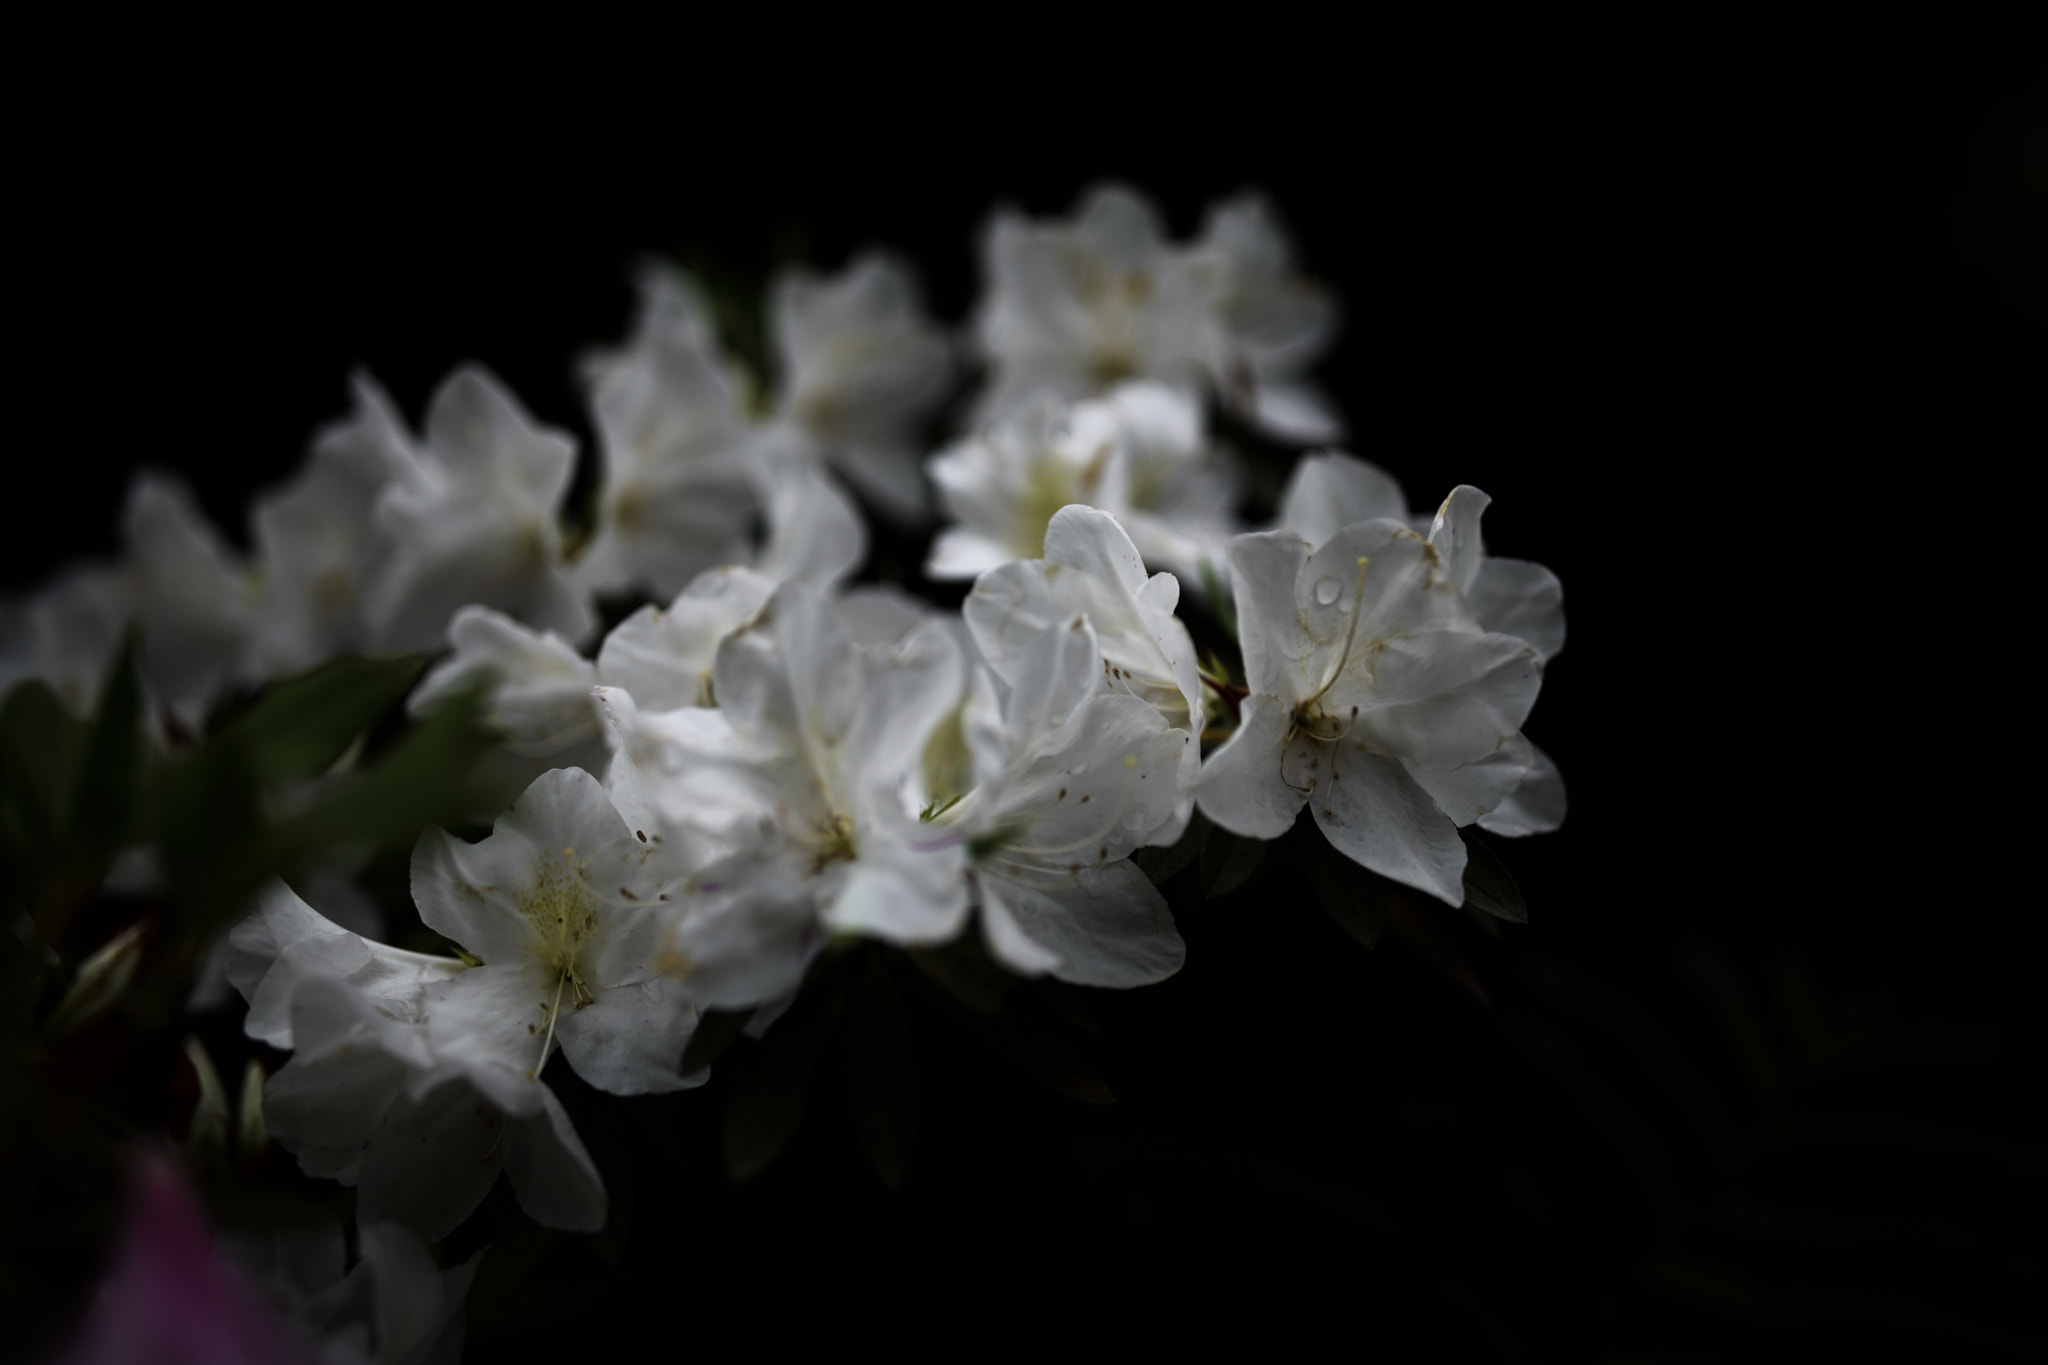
[2,185,1566,1319]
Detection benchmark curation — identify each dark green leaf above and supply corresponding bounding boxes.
[1198,821,1266,899]
[679,1007,752,1074]
[67,633,145,868]
[978,1012,1116,1105]
[1129,809,1208,885]
[837,954,919,1192]
[721,958,854,1183]
[0,680,89,837]
[905,935,1015,1017]
[216,655,425,786]
[1289,828,1392,949]
[1459,827,1527,923]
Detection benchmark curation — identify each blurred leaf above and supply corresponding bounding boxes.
[66,633,145,872]
[722,957,854,1183]
[837,953,920,1192]
[1387,888,1490,1005]
[905,934,1015,1017]
[679,1007,751,1073]
[1199,822,1266,899]
[978,1010,1116,1105]
[214,655,424,786]
[1288,825,1391,949]
[1129,810,1207,886]
[0,680,88,839]
[1459,827,1526,923]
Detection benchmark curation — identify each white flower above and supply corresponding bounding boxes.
[230,1214,479,1365]
[229,878,607,1240]
[409,766,705,1098]
[926,392,1125,580]
[365,366,593,653]
[971,184,1211,421]
[926,383,1238,591]
[595,566,776,712]
[598,582,969,987]
[1189,194,1341,442]
[1277,453,1566,661]
[122,474,259,730]
[1195,514,1543,903]
[1093,382,1241,592]
[406,606,608,785]
[0,562,130,717]
[245,373,414,680]
[1274,455,1567,838]
[939,613,1189,986]
[769,252,952,525]
[964,506,1203,844]
[574,263,760,601]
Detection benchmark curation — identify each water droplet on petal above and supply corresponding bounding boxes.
[1314,575,1342,605]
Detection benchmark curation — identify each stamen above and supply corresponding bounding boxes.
[533,966,569,1078]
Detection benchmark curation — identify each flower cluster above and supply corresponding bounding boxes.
[3,184,1564,1346]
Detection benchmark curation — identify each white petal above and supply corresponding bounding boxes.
[1276,452,1408,549]
[556,975,701,1096]
[502,1085,606,1233]
[1224,530,1313,700]
[1195,691,1306,838]
[356,1078,507,1242]
[1311,749,1468,905]
[596,565,774,710]
[750,450,867,588]
[1477,739,1567,837]
[1468,556,1566,660]
[1427,484,1490,598]
[983,860,1184,987]
[1246,381,1343,443]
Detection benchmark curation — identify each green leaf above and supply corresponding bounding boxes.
[1458,827,1526,923]
[1128,810,1208,886]
[837,953,920,1192]
[1199,821,1266,899]
[0,680,89,838]
[67,633,145,869]
[215,655,425,786]
[721,957,855,1183]
[905,935,1015,1017]
[1289,828,1393,949]
[679,1007,751,1074]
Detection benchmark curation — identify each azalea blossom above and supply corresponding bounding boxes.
[1196,509,1544,903]
[229,877,607,1240]
[364,366,593,653]
[971,184,1212,423]
[926,383,1239,590]
[245,373,415,680]
[1275,454,1567,837]
[406,606,609,790]
[1188,194,1341,442]
[934,612,1190,986]
[573,262,759,601]
[123,473,260,730]
[409,765,705,1099]
[0,561,130,718]
[964,506,1203,844]
[231,1214,481,1365]
[597,581,969,992]
[769,251,953,525]
[1277,452,1565,661]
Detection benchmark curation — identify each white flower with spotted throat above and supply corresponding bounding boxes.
[1196,500,1543,904]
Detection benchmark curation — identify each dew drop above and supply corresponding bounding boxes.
[1314,575,1342,605]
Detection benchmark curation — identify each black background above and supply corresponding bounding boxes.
[14,2,2045,1360]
